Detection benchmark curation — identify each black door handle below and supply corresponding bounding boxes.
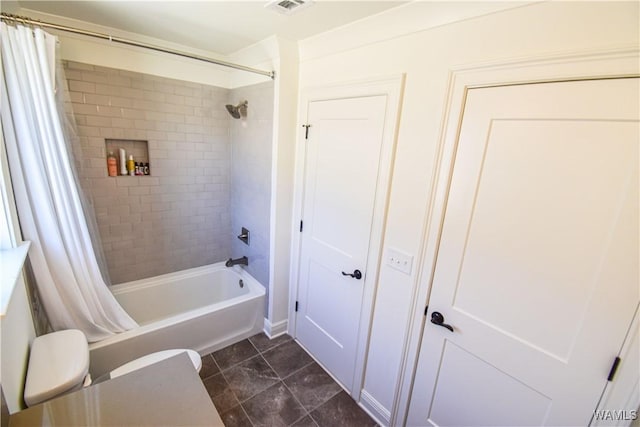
[430,311,454,332]
[342,269,362,280]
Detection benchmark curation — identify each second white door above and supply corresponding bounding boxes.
[295,95,387,392]
[407,78,639,426]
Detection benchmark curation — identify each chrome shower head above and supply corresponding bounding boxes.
[225,100,248,119]
[225,104,240,119]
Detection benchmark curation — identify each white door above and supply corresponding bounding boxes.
[295,95,387,392]
[407,78,639,426]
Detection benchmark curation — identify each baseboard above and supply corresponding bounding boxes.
[360,389,391,427]
[263,317,288,338]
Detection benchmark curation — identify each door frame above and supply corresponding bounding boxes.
[394,47,639,426]
[288,75,405,398]
[593,304,640,426]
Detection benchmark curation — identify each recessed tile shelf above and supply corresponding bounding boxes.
[105,139,150,176]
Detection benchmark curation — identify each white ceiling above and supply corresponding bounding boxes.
[7,1,407,55]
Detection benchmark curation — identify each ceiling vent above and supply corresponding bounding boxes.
[265,0,314,15]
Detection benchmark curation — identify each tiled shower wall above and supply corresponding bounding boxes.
[229,82,274,289]
[64,61,231,284]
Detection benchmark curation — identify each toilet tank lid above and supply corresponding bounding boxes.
[24,329,89,407]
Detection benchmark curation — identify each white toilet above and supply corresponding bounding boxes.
[23,329,202,407]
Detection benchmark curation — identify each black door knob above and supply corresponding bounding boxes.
[341,269,362,280]
[430,311,454,332]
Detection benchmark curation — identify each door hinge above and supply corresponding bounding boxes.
[295,301,299,312]
[300,220,303,232]
[302,124,311,140]
[424,305,429,316]
[607,356,621,381]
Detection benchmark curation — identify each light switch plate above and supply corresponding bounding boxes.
[386,247,413,274]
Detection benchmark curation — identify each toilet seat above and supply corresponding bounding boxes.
[109,349,202,379]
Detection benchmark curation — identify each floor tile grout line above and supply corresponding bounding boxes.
[260,337,317,381]
[203,334,375,426]
[259,346,285,379]
[235,378,280,406]
[256,339,337,421]
[306,412,321,427]
[211,334,293,374]
[275,356,340,424]
[220,354,281,406]
[203,336,294,422]
[210,334,293,369]
[280,380,312,426]
[211,353,222,373]
[214,389,255,427]
[284,339,361,412]
[208,335,358,425]
[211,344,260,373]
[229,340,314,416]
[249,334,293,356]
[239,379,309,427]
[280,359,315,381]
[238,402,256,427]
[243,338,314,425]
[199,354,223,381]
[300,387,343,415]
[246,336,261,354]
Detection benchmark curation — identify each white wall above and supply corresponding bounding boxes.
[268,37,299,335]
[296,1,639,422]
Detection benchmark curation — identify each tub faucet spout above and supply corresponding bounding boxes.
[226,256,248,267]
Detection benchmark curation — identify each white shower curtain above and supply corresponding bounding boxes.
[0,22,138,342]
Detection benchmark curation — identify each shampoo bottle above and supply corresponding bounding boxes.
[127,155,135,176]
[107,151,117,177]
[119,148,127,175]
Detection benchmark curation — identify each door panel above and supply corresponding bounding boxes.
[430,342,552,427]
[296,95,387,391]
[408,78,639,426]
[453,120,637,360]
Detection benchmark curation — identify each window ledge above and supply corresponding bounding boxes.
[0,241,31,317]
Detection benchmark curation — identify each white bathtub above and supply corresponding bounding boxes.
[88,263,265,377]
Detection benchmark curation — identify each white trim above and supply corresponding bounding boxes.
[298,1,536,64]
[360,389,391,426]
[394,46,640,426]
[288,74,405,399]
[263,317,288,338]
[268,58,281,322]
[268,40,298,328]
[593,304,640,425]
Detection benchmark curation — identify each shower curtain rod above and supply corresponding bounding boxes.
[0,13,275,79]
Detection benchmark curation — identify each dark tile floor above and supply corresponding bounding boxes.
[200,334,377,427]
